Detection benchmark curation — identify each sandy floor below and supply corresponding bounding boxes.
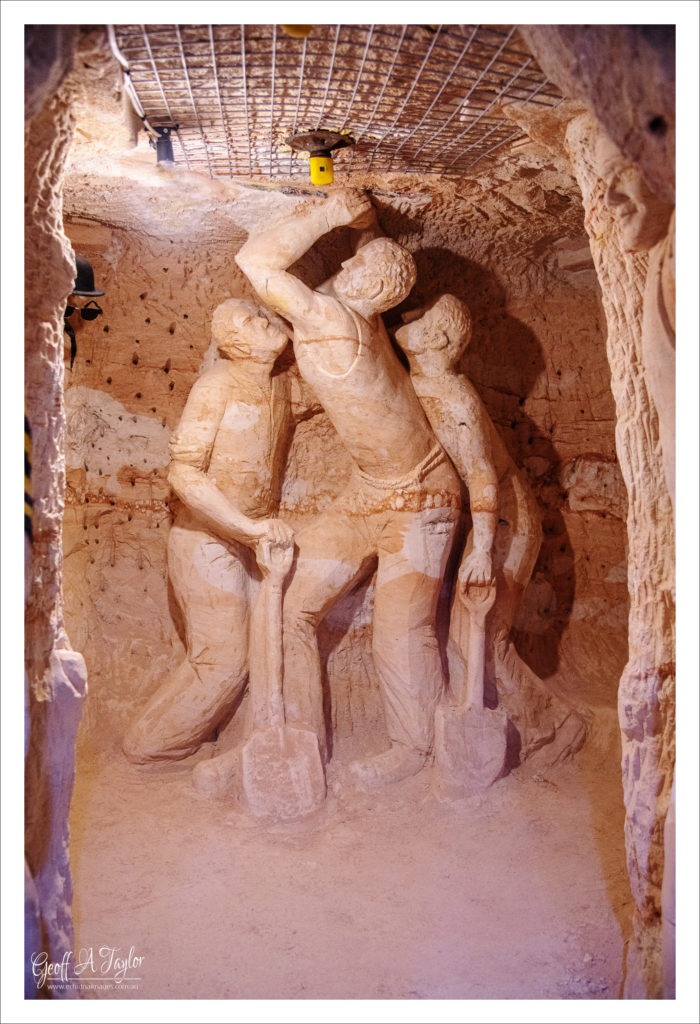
[68,716,634,1003]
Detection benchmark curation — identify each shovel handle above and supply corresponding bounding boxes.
[253,539,293,729]
[462,582,497,711]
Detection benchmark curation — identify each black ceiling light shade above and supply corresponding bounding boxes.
[65,255,105,371]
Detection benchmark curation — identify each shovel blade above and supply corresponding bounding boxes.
[433,704,508,799]
[242,725,326,822]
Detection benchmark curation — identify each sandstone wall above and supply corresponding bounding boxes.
[24,26,87,993]
[521,25,675,206]
[501,28,678,995]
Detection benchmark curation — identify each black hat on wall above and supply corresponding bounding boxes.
[72,254,104,297]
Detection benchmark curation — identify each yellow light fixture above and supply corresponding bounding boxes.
[280,25,313,38]
[286,130,355,186]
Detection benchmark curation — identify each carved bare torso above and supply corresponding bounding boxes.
[169,361,290,522]
[294,302,437,479]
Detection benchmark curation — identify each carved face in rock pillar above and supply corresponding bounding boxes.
[599,136,674,253]
[334,238,417,315]
[395,294,473,370]
[212,298,290,363]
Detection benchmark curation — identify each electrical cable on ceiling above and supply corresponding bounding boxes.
[108,25,159,142]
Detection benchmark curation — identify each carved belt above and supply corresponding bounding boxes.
[355,444,447,491]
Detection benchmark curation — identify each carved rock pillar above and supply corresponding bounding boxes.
[564,112,675,998]
[25,29,88,993]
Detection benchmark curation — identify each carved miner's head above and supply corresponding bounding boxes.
[334,238,417,314]
[211,298,290,362]
[395,294,472,369]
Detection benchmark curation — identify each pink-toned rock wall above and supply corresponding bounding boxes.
[24,26,87,993]
[502,28,678,993]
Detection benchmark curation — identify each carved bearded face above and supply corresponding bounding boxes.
[599,139,673,253]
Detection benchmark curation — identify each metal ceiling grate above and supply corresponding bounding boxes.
[113,24,563,180]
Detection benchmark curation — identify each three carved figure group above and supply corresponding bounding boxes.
[123,188,582,820]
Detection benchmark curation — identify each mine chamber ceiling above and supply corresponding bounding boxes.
[107,23,564,182]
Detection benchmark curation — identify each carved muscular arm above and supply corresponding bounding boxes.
[168,374,292,546]
[235,189,375,327]
[439,381,499,587]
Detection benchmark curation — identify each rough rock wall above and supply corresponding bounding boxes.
[564,112,675,999]
[61,154,627,765]
[24,29,87,991]
[521,25,675,205]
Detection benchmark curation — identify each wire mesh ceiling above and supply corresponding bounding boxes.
[113,24,563,180]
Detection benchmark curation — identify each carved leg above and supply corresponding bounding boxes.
[123,526,253,764]
[282,508,374,763]
[351,506,459,785]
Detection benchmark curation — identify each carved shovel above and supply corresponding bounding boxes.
[433,580,508,798]
[241,541,326,822]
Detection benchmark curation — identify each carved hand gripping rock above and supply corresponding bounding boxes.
[433,581,508,798]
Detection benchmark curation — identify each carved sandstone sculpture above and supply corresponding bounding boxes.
[395,294,587,762]
[598,135,675,513]
[235,189,464,787]
[598,132,676,998]
[123,298,313,766]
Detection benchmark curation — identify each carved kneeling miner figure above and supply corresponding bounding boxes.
[123,298,310,767]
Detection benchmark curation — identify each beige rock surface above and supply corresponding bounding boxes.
[62,160,626,758]
[522,26,675,205]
